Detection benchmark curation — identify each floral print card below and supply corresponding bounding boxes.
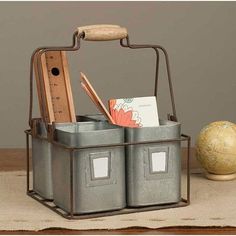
[109,96,159,128]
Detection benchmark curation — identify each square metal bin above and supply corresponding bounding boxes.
[31,116,99,200]
[125,120,181,207]
[31,119,53,200]
[52,121,126,214]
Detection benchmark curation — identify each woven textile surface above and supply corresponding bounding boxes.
[0,170,235,231]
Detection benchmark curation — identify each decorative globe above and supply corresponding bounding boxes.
[196,121,236,180]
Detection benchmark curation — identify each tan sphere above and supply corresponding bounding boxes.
[196,121,236,176]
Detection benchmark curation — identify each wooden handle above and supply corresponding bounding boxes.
[77,24,128,41]
[78,24,121,34]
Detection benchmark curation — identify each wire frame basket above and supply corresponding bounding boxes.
[25,25,191,219]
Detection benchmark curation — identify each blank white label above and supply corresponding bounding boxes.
[93,157,109,178]
[151,152,166,172]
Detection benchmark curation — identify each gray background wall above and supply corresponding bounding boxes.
[0,2,236,148]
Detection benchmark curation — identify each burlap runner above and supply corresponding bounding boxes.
[0,170,235,231]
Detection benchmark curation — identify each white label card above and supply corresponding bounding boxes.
[151,152,167,172]
[93,157,109,178]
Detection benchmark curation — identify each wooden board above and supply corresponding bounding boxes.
[33,50,47,119]
[34,51,76,123]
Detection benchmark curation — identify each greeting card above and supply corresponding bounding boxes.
[109,96,159,128]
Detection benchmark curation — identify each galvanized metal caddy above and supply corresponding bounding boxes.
[25,25,191,219]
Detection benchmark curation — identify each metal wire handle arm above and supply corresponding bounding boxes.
[120,36,177,122]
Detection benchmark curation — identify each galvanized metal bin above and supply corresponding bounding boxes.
[31,116,99,200]
[31,119,53,200]
[126,119,181,207]
[51,121,126,214]
[85,114,107,122]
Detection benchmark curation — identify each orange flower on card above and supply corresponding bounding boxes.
[109,99,141,128]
